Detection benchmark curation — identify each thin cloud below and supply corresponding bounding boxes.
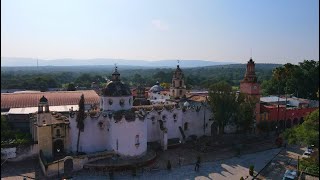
[151,19,169,31]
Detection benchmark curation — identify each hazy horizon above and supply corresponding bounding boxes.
[1,0,319,64]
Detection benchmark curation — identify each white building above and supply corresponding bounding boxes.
[36,65,214,158]
[148,81,171,104]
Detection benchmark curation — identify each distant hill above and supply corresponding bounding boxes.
[1,57,235,68]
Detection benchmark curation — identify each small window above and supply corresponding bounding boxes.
[184,122,188,131]
[135,135,140,146]
[108,99,113,105]
[56,129,61,137]
[173,114,177,119]
[180,90,183,95]
[119,99,125,107]
[179,81,182,87]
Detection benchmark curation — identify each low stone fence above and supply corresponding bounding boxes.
[39,150,115,177]
[1,143,38,161]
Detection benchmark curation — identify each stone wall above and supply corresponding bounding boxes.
[1,143,38,161]
[39,151,114,177]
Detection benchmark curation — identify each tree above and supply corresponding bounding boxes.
[160,82,170,89]
[67,83,76,91]
[236,94,256,133]
[132,73,144,85]
[1,116,9,132]
[263,60,319,100]
[76,94,85,153]
[208,81,237,134]
[282,109,319,147]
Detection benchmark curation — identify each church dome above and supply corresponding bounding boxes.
[102,81,132,97]
[183,101,190,107]
[101,66,132,97]
[149,81,164,93]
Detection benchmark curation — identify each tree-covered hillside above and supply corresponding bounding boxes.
[2,61,319,100]
[1,63,280,90]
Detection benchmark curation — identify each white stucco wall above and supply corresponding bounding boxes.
[148,92,170,101]
[69,101,214,156]
[170,106,213,139]
[163,109,183,140]
[110,117,147,157]
[145,110,162,142]
[144,105,213,143]
[69,114,110,153]
[101,96,133,111]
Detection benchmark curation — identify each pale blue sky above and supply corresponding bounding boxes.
[1,0,319,63]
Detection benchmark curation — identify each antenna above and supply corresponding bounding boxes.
[177,60,180,66]
[250,48,253,59]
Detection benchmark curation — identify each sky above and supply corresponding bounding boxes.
[1,0,319,64]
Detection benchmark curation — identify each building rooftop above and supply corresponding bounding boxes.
[1,90,99,110]
[8,105,79,115]
[260,96,286,103]
[187,95,208,102]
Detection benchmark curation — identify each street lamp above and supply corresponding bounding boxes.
[57,148,60,178]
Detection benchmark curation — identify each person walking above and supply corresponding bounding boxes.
[194,157,200,171]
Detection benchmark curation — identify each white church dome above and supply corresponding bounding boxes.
[149,81,164,93]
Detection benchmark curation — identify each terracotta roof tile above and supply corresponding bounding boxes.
[188,95,208,102]
[1,90,99,109]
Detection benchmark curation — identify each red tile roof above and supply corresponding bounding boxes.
[187,95,208,102]
[1,90,100,110]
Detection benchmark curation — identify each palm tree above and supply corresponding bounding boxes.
[76,94,85,154]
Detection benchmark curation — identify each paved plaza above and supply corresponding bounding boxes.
[1,134,280,180]
[73,148,281,180]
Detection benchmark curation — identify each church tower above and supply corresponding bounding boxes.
[240,58,260,99]
[240,58,261,123]
[170,64,186,99]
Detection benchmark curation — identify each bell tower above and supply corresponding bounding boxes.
[240,58,260,98]
[240,58,261,122]
[170,62,186,99]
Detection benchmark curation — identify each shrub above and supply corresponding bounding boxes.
[167,160,172,170]
[240,177,244,180]
[249,165,254,176]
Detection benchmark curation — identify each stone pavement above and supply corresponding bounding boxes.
[73,148,282,180]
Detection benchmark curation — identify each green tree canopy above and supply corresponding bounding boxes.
[262,60,319,100]
[208,81,237,134]
[282,109,319,147]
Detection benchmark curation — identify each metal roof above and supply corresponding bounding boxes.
[8,105,79,115]
[260,96,286,103]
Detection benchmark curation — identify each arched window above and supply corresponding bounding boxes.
[180,90,183,95]
[179,81,182,87]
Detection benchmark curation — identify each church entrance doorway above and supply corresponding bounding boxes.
[53,139,64,158]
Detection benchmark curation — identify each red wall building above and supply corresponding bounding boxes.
[240,58,319,130]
